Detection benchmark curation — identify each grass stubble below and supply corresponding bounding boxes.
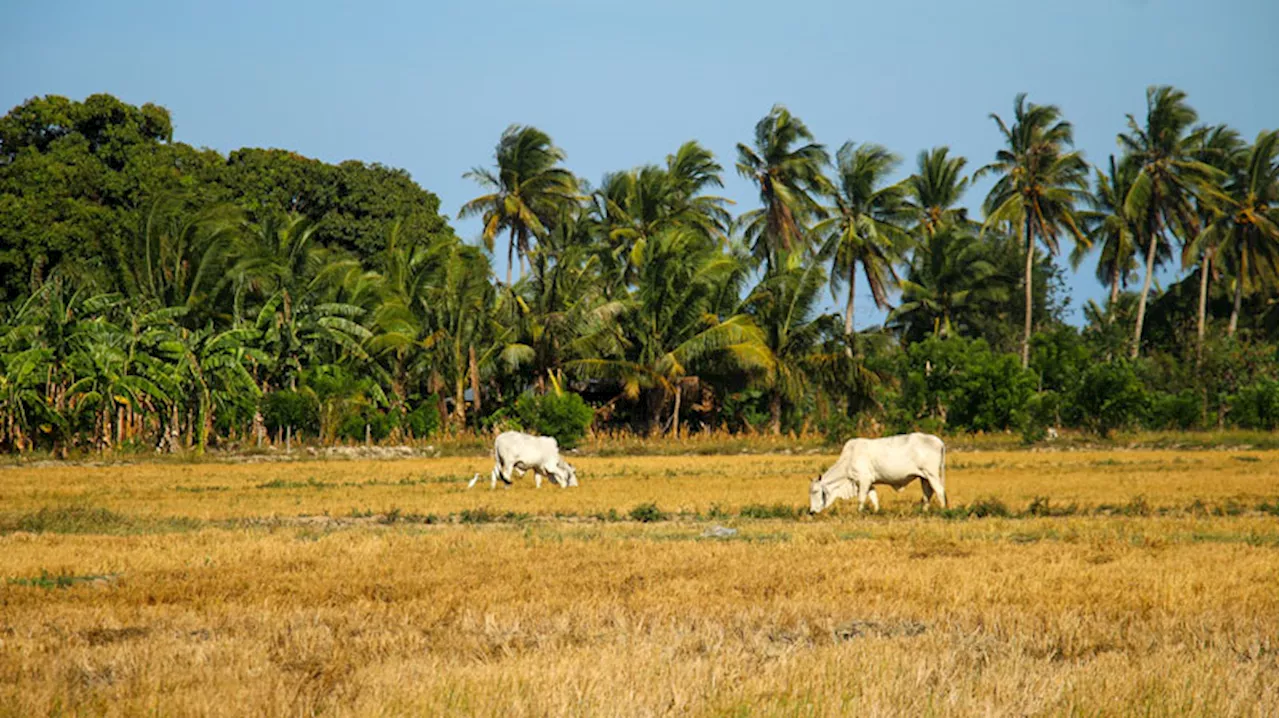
[0,448,1275,716]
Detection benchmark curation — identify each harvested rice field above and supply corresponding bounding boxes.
[1,448,1276,716]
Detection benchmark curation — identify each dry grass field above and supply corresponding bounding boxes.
[1,447,1276,716]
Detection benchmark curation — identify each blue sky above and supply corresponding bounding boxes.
[4,0,1277,326]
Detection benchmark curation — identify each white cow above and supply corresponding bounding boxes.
[809,433,946,513]
[468,431,579,489]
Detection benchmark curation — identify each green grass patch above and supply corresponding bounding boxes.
[457,507,530,524]
[738,503,803,519]
[628,503,668,523]
[7,570,117,589]
[1,506,204,535]
[256,477,333,490]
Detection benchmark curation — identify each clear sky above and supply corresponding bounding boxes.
[4,0,1277,326]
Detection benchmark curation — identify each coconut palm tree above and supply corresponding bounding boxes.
[1075,156,1145,317]
[814,142,912,341]
[588,141,731,294]
[742,250,835,433]
[977,93,1090,367]
[904,147,971,236]
[890,225,1012,341]
[568,228,770,435]
[736,105,833,271]
[1185,125,1246,355]
[459,125,578,285]
[1117,86,1220,358]
[1193,129,1279,336]
[120,199,241,324]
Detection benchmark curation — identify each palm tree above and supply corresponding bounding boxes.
[742,251,834,433]
[977,93,1090,367]
[890,225,1011,341]
[1117,86,1220,358]
[1194,129,1279,336]
[232,214,371,391]
[815,142,912,341]
[511,211,625,394]
[120,199,241,324]
[459,125,578,285]
[1185,125,1246,354]
[588,142,732,294]
[417,239,501,430]
[736,105,833,270]
[568,228,770,435]
[904,147,971,235]
[1076,156,1145,316]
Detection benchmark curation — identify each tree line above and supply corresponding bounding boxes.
[0,89,1275,455]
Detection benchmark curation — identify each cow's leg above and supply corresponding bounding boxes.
[534,469,543,489]
[856,481,870,512]
[920,471,945,509]
[867,486,880,512]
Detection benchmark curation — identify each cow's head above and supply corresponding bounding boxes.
[557,458,579,488]
[809,476,829,514]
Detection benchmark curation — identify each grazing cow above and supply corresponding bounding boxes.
[809,433,946,513]
[468,431,579,489]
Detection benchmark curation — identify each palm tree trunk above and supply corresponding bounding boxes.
[1130,231,1160,359]
[1108,264,1120,322]
[1228,255,1246,337]
[1021,216,1034,368]
[506,227,517,286]
[1195,250,1211,363]
[844,263,857,339]
[468,344,481,420]
[453,378,466,431]
[769,392,782,435]
[671,384,681,438]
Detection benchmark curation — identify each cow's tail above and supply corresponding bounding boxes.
[939,442,948,508]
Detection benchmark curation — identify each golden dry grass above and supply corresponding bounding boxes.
[0,448,1276,717]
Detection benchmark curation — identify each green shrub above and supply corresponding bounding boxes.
[515,391,594,449]
[965,496,1011,518]
[739,503,801,519]
[336,409,395,442]
[261,390,319,435]
[628,503,667,523]
[1228,378,1279,430]
[1148,389,1201,430]
[405,398,441,438]
[1074,360,1148,437]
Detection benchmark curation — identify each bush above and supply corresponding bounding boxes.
[1228,378,1279,430]
[900,336,1036,433]
[1074,360,1148,437]
[818,412,858,446]
[337,408,395,442]
[1148,390,1201,430]
[515,391,594,449]
[405,398,441,438]
[261,390,319,435]
[628,503,667,522]
[965,496,1011,518]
